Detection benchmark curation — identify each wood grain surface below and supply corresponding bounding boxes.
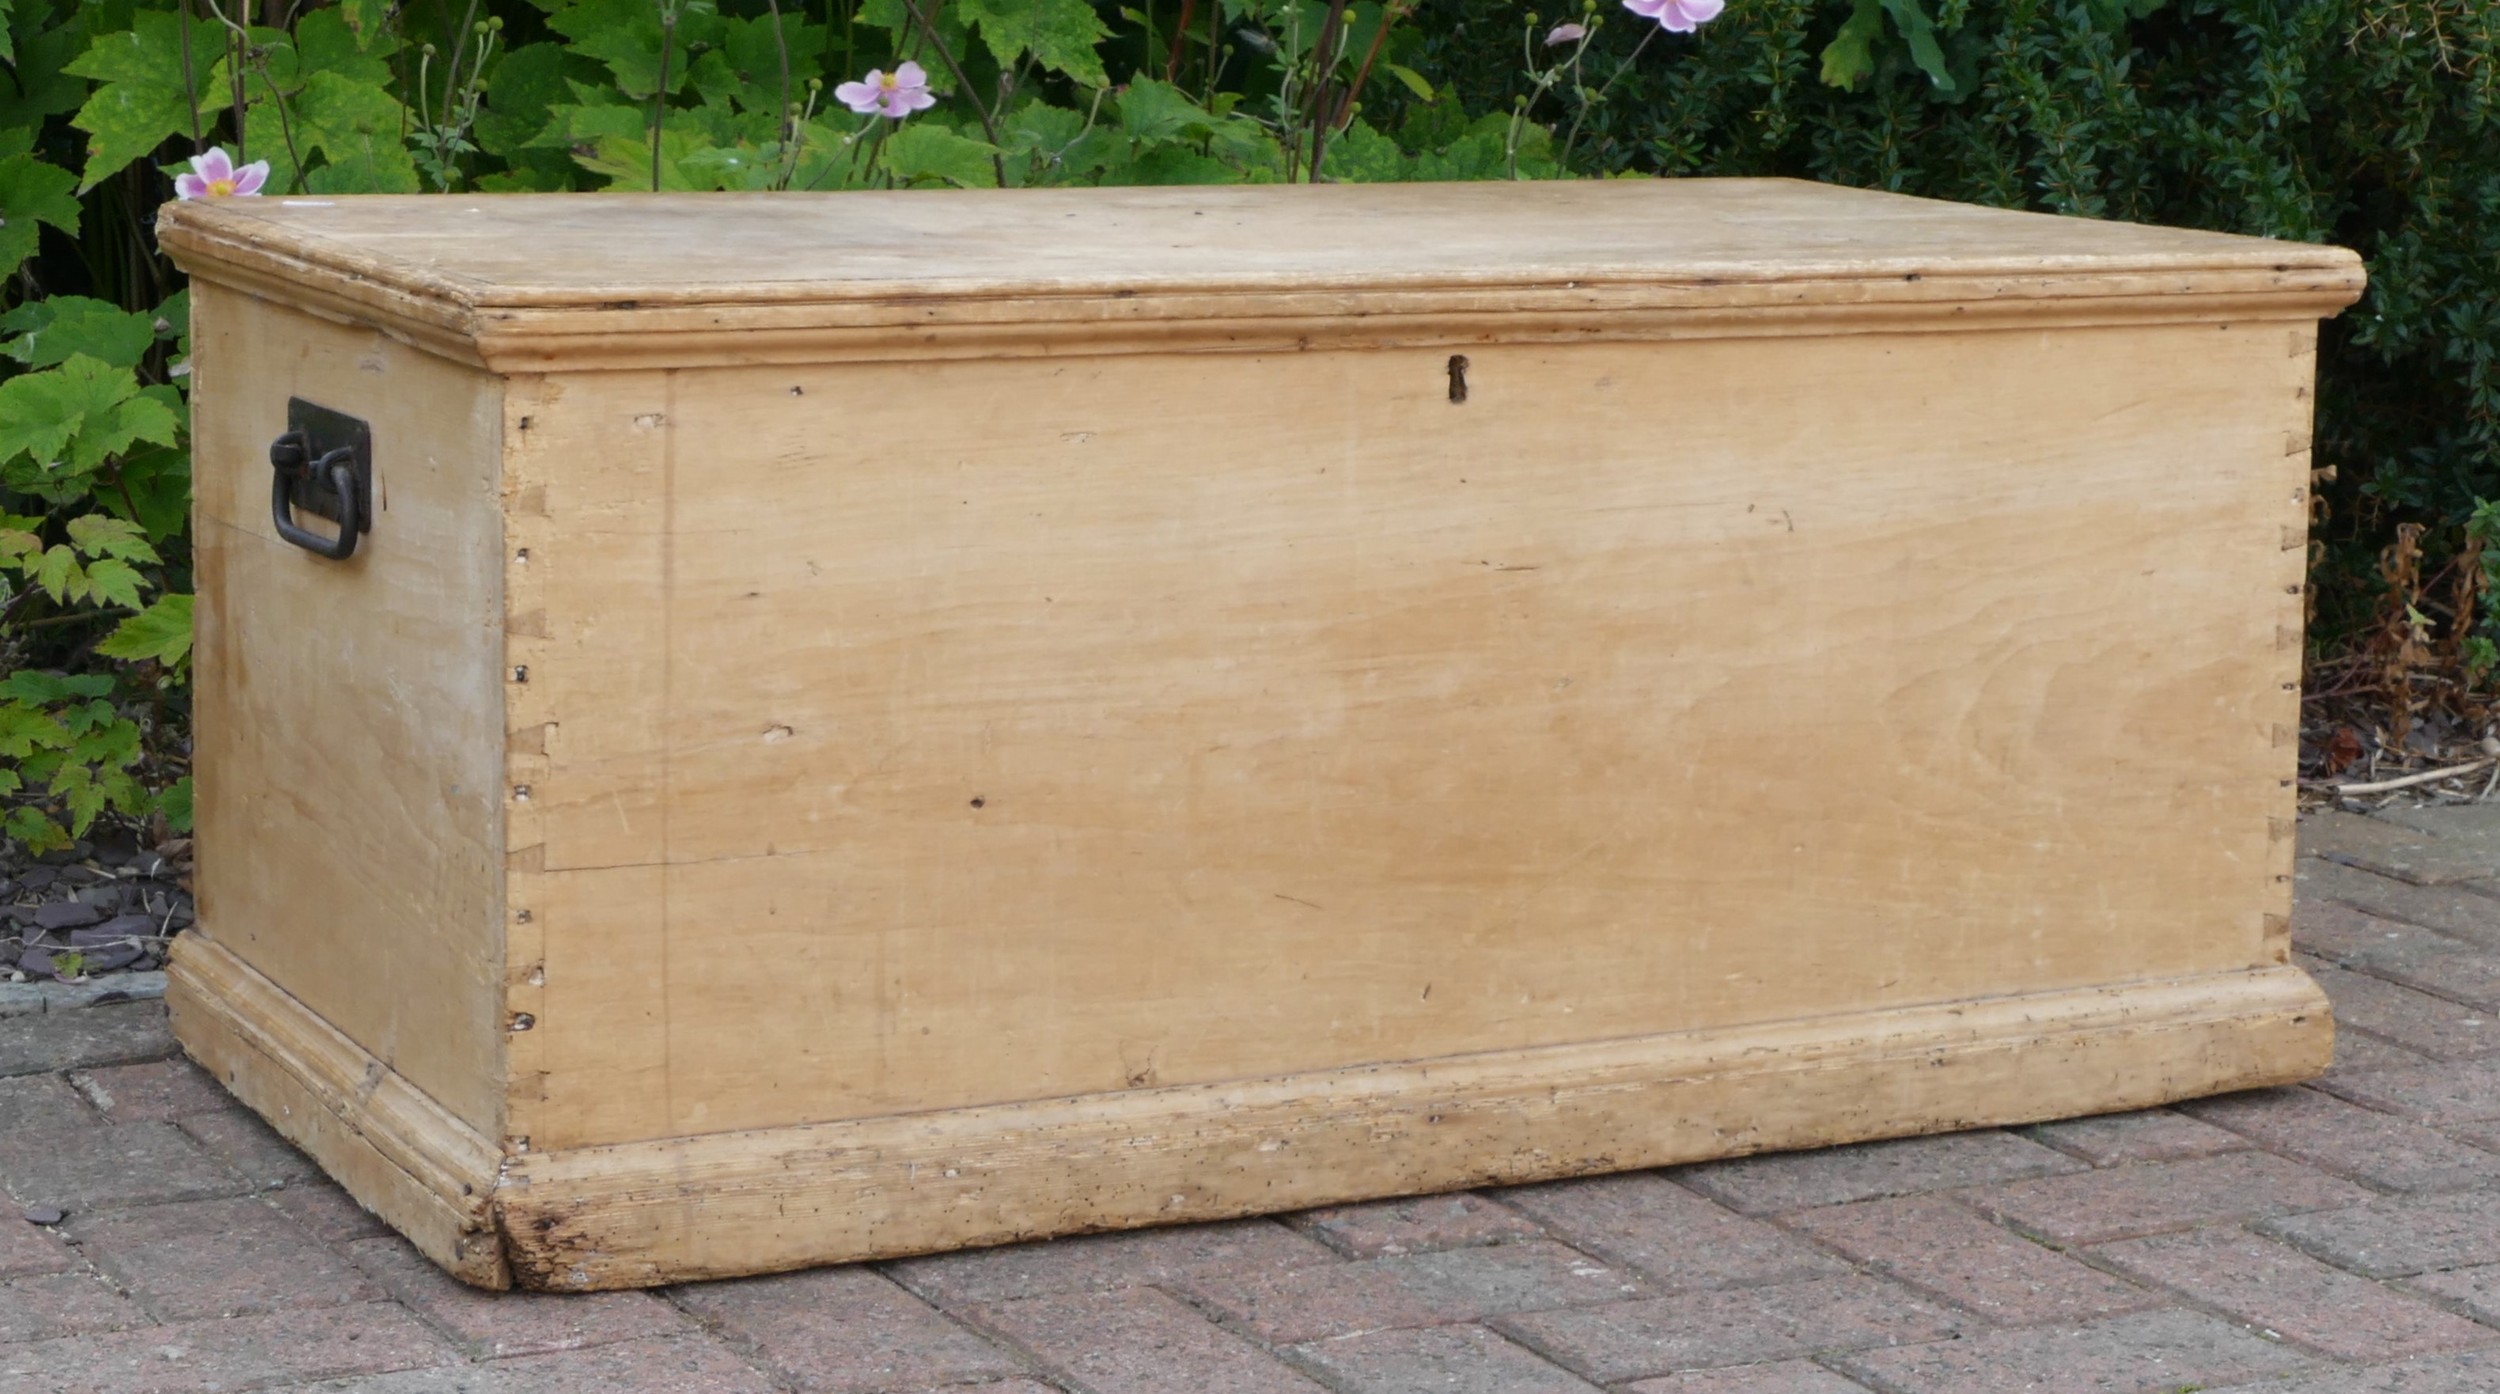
[187,287,510,1137]
[156,181,2364,369]
[162,179,2358,1288]
[499,319,2320,1149]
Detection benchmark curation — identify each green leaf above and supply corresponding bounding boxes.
[340,0,395,50]
[79,557,144,610]
[0,155,78,276]
[109,441,193,544]
[66,514,160,565]
[717,13,826,111]
[958,0,1111,88]
[1000,99,1119,184]
[1118,77,1216,142]
[476,43,584,162]
[96,593,194,667]
[157,288,192,365]
[0,355,182,485]
[0,670,113,705]
[571,124,738,190]
[0,14,93,143]
[29,543,77,601]
[0,515,37,563]
[1820,0,1882,88]
[66,11,227,190]
[672,136,790,189]
[1878,0,1955,92]
[0,0,15,66]
[547,0,726,100]
[289,9,398,83]
[1382,63,1435,102]
[881,123,1002,187]
[1,805,70,855]
[0,296,156,370]
[781,121,878,191]
[1315,118,1404,182]
[160,776,194,833]
[0,702,67,759]
[856,0,961,48]
[295,72,420,193]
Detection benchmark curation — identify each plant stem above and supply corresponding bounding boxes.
[435,0,484,123]
[1165,0,1195,81]
[253,62,306,193]
[1559,23,1658,169]
[1204,0,1219,105]
[651,4,677,191]
[763,0,795,142]
[177,0,204,150]
[895,0,1009,186]
[1328,2,1404,136]
[1302,0,1348,179]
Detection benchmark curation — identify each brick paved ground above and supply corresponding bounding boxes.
[2,805,2496,1394]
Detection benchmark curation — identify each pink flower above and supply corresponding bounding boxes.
[1622,0,1723,31]
[1544,21,1588,44]
[172,147,270,199]
[834,62,938,119]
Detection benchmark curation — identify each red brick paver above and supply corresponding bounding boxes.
[1963,1151,2371,1245]
[66,1059,231,1123]
[970,1286,1327,1393]
[1782,1193,2154,1324]
[1284,1322,1602,1393]
[1494,1275,1961,1384]
[0,1303,456,1393]
[887,1218,1334,1307]
[2092,1227,2495,1363]
[0,804,2493,1394]
[0,1272,149,1343]
[1623,1363,1876,1393]
[669,1265,1022,1391]
[2262,1190,2500,1278]
[1674,1131,2084,1215]
[0,1116,242,1213]
[2318,1056,2500,1125]
[2022,1107,2248,1166]
[351,1235,694,1360]
[1499,1172,1846,1291]
[2407,1264,2500,1326]
[2297,857,2500,946]
[0,1212,79,1279]
[1181,1239,1645,1343]
[1834,1308,2309,1394]
[1288,1191,1543,1257]
[2184,1085,2498,1193]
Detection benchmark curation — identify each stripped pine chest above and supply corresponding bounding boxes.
[157,179,2362,1289]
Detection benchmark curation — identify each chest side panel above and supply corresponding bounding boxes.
[511,318,2309,1149]
[187,286,508,1137]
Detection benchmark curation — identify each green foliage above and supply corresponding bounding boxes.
[1413,0,2499,675]
[0,153,78,269]
[4,0,2495,855]
[2468,499,2500,686]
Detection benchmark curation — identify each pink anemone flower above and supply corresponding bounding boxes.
[834,61,939,119]
[1545,21,1589,44]
[1621,0,1723,32]
[172,147,270,199]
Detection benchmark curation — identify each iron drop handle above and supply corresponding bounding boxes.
[268,399,374,561]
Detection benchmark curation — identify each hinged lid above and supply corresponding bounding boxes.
[158,178,2363,371]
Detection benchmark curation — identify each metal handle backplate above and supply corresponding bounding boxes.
[269,399,373,560]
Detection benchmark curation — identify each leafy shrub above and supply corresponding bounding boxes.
[1407,0,2499,709]
[3,0,2494,855]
